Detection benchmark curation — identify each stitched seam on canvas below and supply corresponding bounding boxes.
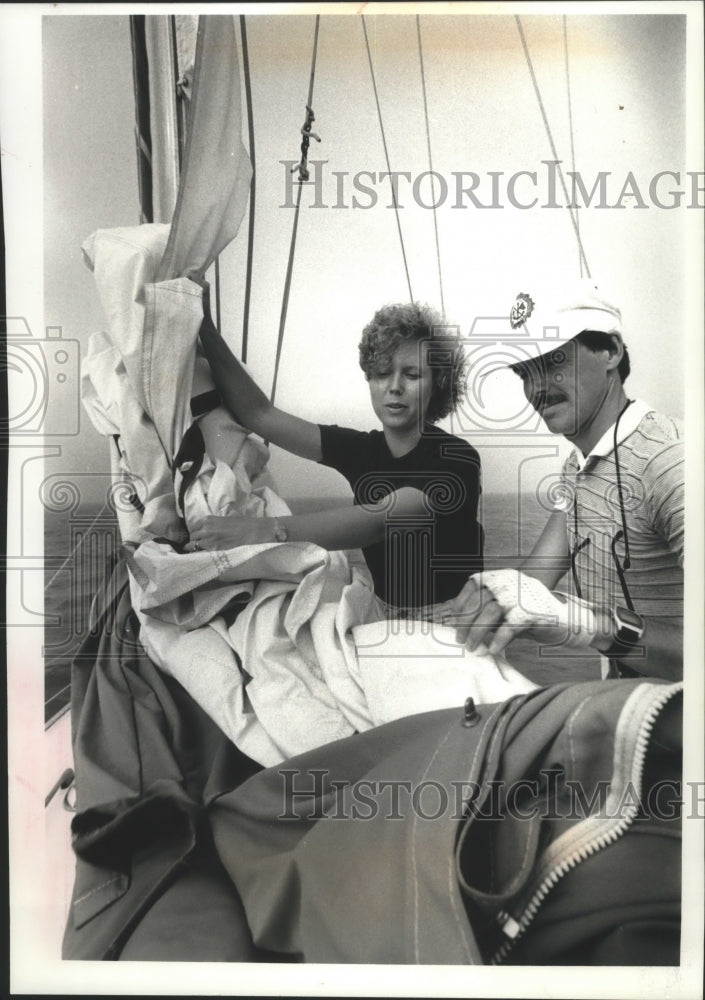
[75,875,122,905]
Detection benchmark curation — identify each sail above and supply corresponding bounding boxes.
[156,15,253,282]
[130,14,252,279]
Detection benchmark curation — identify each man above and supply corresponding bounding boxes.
[433,278,684,680]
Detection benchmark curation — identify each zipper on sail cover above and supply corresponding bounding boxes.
[491,681,683,965]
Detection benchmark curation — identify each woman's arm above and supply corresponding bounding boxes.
[190,487,428,553]
[198,289,322,461]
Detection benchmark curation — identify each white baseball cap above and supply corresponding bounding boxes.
[482,278,623,374]
[512,277,621,356]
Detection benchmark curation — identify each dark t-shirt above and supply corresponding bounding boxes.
[319,423,484,610]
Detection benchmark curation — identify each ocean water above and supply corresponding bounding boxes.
[43,492,600,722]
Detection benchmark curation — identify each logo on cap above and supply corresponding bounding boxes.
[510,292,534,329]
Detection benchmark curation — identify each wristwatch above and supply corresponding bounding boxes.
[273,519,288,543]
[606,605,645,656]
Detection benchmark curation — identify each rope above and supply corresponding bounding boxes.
[515,15,591,279]
[563,16,583,278]
[416,16,444,314]
[362,15,414,303]
[240,14,256,362]
[270,15,320,404]
[270,181,304,404]
[291,17,322,184]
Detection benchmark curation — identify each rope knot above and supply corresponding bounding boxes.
[292,104,322,184]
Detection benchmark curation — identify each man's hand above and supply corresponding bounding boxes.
[188,515,274,552]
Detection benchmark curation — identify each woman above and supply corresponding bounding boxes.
[192,295,483,614]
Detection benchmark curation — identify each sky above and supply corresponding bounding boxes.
[3,5,699,514]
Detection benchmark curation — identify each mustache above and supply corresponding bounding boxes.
[532,389,568,411]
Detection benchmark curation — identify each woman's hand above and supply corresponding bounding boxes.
[188,515,274,552]
[418,576,510,652]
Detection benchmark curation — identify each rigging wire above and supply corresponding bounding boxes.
[515,15,591,279]
[43,502,112,595]
[416,16,445,315]
[170,15,186,174]
[240,14,256,362]
[214,256,222,333]
[306,14,321,117]
[129,15,153,224]
[562,15,583,279]
[45,695,72,730]
[270,15,320,404]
[270,181,304,405]
[361,15,414,304]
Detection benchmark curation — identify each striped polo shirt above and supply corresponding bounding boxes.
[560,400,684,624]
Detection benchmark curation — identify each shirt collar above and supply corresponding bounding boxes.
[572,399,653,471]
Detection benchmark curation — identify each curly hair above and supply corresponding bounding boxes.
[358,302,468,424]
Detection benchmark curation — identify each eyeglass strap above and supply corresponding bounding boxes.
[572,398,634,606]
[571,489,580,598]
[571,536,589,600]
[613,399,634,569]
[611,529,636,612]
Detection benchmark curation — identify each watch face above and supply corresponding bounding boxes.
[613,606,645,648]
[615,606,644,629]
